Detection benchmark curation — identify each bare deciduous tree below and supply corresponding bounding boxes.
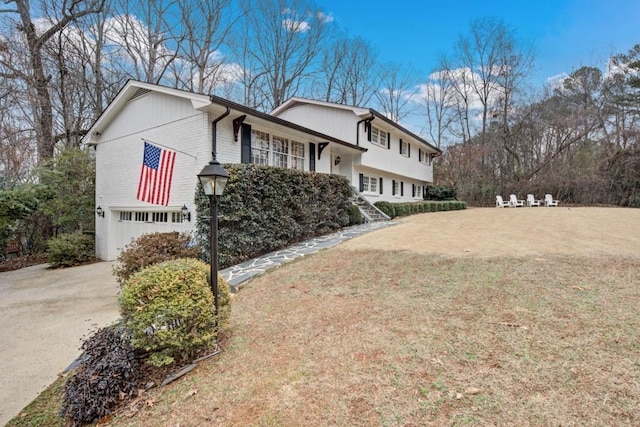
[0,0,104,162]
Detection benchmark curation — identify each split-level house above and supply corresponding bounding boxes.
[82,80,441,261]
[271,98,441,202]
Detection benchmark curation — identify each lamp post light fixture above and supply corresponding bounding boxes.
[180,204,191,222]
[197,158,229,345]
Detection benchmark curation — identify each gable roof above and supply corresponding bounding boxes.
[271,97,442,154]
[81,81,366,152]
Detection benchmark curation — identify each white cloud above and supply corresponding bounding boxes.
[316,11,334,23]
[546,72,569,89]
[282,18,311,32]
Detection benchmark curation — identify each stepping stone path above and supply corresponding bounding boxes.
[220,221,397,290]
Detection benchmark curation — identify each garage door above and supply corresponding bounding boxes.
[114,210,184,253]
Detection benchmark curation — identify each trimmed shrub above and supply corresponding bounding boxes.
[424,184,458,201]
[47,232,94,268]
[119,258,230,366]
[347,204,363,225]
[195,165,353,268]
[60,324,142,425]
[374,201,396,218]
[113,232,199,286]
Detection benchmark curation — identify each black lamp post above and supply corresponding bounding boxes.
[197,158,229,342]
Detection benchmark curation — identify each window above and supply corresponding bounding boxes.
[362,175,378,193]
[291,141,305,170]
[250,129,305,171]
[414,184,422,199]
[393,180,400,196]
[272,135,289,168]
[419,149,432,165]
[134,212,149,222]
[152,212,168,223]
[401,140,409,157]
[370,126,387,148]
[171,212,183,223]
[251,130,270,166]
[119,211,132,221]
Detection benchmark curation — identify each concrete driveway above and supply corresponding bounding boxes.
[0,261,120,426]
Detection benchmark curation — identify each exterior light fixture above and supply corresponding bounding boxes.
[96,206,105,218]
[334,156,341,166]
[197,157,229,349]
[181,204,191,222]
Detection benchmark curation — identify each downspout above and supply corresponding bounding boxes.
[210,105,230,160]
[356,112,375,146]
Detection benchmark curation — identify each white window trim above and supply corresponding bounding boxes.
[401,140,409,157]
[251,129,306,171]
[370,126,387,149]
[362,175,378,194]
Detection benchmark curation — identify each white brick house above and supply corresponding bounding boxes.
[83,80,440,261]
[271,98,441,204]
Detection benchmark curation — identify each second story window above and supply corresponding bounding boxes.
[400,140,410,157]
[370,126,387,148]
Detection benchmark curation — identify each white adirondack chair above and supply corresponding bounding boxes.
[527,194,540,207]
[544,194,559,207]
[496,195,510,208]
[509,194,524,207]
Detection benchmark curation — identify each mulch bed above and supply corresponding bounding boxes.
[0,254,49,272]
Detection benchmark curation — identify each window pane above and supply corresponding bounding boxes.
[251,130,270,165]
[291,141,305,170]
[272,135,289,168]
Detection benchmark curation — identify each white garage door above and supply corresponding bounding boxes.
[114,210,184,253]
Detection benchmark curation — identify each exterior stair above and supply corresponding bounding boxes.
[350,187,391,223]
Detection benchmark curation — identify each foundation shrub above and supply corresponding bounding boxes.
[374,201,396,218]
[47,232,95,268]
[119,258,230,366]
[424,184,458,201]
[195,165,352,268]
[113,232,199,286]
[347,204,363,225]
[60,323,142,425]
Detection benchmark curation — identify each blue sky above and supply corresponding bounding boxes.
[318,0,640,87]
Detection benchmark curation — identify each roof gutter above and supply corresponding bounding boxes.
[210,104,230,160]
[356,112,375,146]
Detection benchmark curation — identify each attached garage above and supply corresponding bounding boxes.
[109,209,189,260]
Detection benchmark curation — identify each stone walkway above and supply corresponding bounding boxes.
[220,221,397,290]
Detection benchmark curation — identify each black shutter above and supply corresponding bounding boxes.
[240,123,251,163]
[392,180,396,196]
[399,138,403,154]
[408,143,411,157]
[309,143,316,171]
[412,184,415,197]
[387,132,391,149]
[379,177,383,195]
[401,181,404,196]
[359,173,364,192]
[367,124,372,141]
[419,149,423,162]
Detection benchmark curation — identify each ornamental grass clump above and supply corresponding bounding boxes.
[119,258,231,367]
[113,232,199,286]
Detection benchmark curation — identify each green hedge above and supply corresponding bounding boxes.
[196,165,352,268]
[47,232,95,268]
[374,200,467,218]
[424,184,458,201]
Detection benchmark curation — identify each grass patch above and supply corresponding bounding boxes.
[10,250,640,426]
[6,375,65,427]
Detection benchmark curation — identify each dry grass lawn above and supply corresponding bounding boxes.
[21,207,640,426]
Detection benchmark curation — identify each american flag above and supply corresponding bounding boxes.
[136,141,176,206]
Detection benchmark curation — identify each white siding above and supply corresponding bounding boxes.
[95,91,211,260]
